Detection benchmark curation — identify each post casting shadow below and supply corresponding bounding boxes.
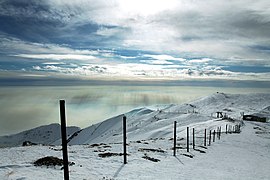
[175,156,184,165]
[113,164,125,178]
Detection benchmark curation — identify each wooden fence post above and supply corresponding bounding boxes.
[123,115,127,164]
[217,127,220,140]
[173,121,177,156]
[204,129,207,146]
[209,130,211,146]
[217,127,219,140]
[219,126,221,140]
[59,100,69,180]
[187,127,189,152]
[226,124,228,134]
[213,130,215,142]
[193,128,195,149]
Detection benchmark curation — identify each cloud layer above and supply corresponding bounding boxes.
[0,0,270,82]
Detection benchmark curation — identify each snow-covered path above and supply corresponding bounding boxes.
[180,121,270,180]
[100,121,270,180]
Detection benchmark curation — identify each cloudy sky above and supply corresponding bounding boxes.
[0,0,270,84]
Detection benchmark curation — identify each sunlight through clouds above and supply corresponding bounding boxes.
[0,0,269,82]
[118,0,178,16]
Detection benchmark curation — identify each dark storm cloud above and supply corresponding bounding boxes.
[0,0,127,47]
[0,0,66,42]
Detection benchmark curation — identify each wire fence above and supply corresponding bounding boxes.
[59,100,243,180]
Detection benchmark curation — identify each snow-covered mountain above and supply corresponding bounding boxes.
[66,92,270,145]
[1,92,269,147]
[0,123,80,147]
[0,93,270,179]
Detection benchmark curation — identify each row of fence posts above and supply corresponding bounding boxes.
[59,101,241,180]
[173,121,241,156]
[59,100,129,180]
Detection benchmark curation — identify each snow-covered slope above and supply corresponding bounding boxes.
[0,123,80,147]
[1,93,269,147]
[67,92,270,145]
[166,92,270,118]
[0,93,270,179]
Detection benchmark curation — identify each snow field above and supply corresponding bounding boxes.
[0,119,253,180]
[0,92,269,179]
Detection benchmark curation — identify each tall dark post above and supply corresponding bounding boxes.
[226,124,228,134]
[217,127,219,140]
[192,128,195,149]
[123,115,127,164]
[213,130,215,142]
[219,127,221,140]
[204,129,207,146]
[173,121,177,156]
[60,100,69,180]
[209,130,211,146]
[187,127,189,152]
[217,127,220,140]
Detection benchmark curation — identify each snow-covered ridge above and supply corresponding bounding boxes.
[0,123,80,147]
[67,92,269,145]
[1,93,270,179]
[1,93,269,147]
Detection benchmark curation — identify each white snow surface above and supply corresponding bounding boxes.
[0,123,80,147]
[0,92,270,179]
